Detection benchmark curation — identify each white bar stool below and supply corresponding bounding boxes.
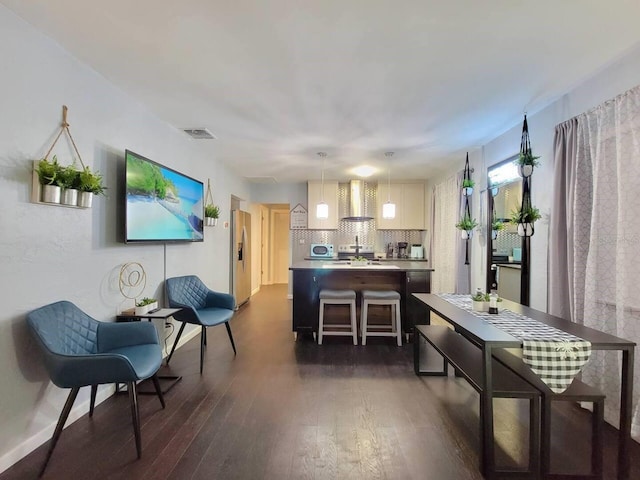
[318,289,358,345]
[361,290,402,346]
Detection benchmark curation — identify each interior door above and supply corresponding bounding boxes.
[272,209,290,284]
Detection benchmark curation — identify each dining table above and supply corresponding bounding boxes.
[413,293,636,480]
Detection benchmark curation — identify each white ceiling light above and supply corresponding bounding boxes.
[351,165,377,178]
[316,152,329,219]
[382,152,396,219]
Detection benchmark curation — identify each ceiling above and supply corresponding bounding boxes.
[4,1,640,182]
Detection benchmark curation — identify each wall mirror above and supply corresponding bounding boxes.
[485,155,530,304]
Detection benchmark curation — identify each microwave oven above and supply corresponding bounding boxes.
[310,244,334,258]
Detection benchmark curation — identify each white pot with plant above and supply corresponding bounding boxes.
[516,152,540,178]
[36,156,62,204]
[491,216,504,240]
[77,166,107,208]
[58,164,80,206]
[135,297,158,316]
[205,204,220,226]
[511,205,542,237]
[471,292,489,312]
[462,178,475,196]
[455,215,478,240]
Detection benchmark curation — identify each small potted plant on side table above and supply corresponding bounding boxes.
[135,297,158,316]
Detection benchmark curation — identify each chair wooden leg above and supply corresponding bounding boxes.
[39,387,80,477]
[166,322,187,365]
[89,384,98,417]
[151,375,166,409]
[128,382,142,459]
[200,326,206,374]
[225,322,237,355]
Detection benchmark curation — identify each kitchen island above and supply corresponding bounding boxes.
[290,260,433,339]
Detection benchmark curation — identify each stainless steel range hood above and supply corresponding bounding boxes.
[342,180,374,221]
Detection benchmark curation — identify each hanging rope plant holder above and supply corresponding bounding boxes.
[32,105,102,207]
[516,115,539,238]
[455,152,476,265]
[204,179,219,227]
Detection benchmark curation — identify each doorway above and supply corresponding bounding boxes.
[260,204,290,286]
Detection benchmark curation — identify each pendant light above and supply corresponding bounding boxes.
[382,152,396,219]
[316,152,329,219]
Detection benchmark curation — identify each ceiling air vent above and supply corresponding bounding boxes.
[182,128,216,140]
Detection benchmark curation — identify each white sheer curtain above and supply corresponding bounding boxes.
[431,174,463,293]
[550,84,640,440]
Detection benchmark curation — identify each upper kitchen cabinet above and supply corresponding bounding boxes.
[307,180,339,229]
[376,182,426,230]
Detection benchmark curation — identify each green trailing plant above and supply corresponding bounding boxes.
[205,204,220,218]
[472,292,489,302]
[510,205,542,224]
[462,178,475,189]
[36,156,60,186]
[57,164,80,189]
[136,297,157,307]
[78,166,107,196]
[517,151,541,167]
[455,214,478,231]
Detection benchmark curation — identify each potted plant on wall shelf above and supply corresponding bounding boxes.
[36,156,62,204]
[516,151,540,178]
[77,166,106,208]
[57,164,80,206]
[511,205,542,237]
[204,204,220,226]
[462,178,475,196]
[455,214,478,239]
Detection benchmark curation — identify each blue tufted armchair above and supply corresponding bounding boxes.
[27,301,165,476]
[165,275,236,374]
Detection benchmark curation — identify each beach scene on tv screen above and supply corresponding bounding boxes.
[126,155,204,241]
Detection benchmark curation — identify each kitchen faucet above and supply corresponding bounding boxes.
[354,235,360,257]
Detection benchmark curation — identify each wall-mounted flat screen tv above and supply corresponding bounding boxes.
[125,150,204,243]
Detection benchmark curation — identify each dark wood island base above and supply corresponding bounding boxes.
[290,261,433,339]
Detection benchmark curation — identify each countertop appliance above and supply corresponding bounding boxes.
[337,243,375,259]
[397,242,408,258]
[410,244,424,259]
[310,243,334,258]
[231,210,251,307]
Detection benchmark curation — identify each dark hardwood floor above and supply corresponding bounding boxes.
[2,284,639,479]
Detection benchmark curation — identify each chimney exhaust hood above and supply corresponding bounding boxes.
[342,180,374,221]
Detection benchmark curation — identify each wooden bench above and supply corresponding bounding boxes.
[414,325,541,477]
[493,348,604,479]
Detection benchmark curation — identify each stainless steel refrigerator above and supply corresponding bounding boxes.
[231,210,251,307]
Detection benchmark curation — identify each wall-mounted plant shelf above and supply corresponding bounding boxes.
[31,160,89,209]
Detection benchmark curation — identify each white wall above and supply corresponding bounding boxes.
[0,5,250,472]
[470,43,640,311]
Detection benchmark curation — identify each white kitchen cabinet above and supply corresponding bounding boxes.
[376,182,425,230]
[307,180,339,229]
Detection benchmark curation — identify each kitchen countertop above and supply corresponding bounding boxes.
[304,256,428,262]
[291,260,433,272]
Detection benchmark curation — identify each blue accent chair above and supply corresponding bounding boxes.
[27,301,165,476]
[165,275,236,374]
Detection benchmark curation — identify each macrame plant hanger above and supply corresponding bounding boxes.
[462,153,472,265]
[519,114,532,305]
[43,105,86,170]
[205,179,214,207]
